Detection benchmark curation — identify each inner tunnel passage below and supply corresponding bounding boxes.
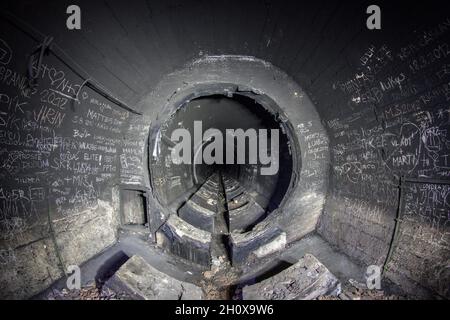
[152,94,296,272]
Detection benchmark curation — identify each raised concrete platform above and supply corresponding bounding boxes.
[229,222,285,265]
[106,255,203,300]
[228,198,265,232]
[157,215,212,267]
[35,232,365,300]
[223,176,266,232]
[178,175,220,232]
[242,254,341,300]
[223,178,245,199]
[191,188,218,212]
[178,199,216,232]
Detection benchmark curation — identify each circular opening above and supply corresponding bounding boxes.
[150,92,295,230]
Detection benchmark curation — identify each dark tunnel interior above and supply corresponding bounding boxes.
[153,94,293,217]
[0,0,449,301]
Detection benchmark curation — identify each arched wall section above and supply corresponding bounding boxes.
[140,56,329,244]
[0,0,448,299]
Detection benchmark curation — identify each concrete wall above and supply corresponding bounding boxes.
[0,15,149,298]
[310,11,450,299]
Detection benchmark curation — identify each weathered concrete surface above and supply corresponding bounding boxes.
[146,55,327,249]
[106,255,203,300]
[230,221,284,265]
[0,190,121,300]
[2,1,449,300]
[178,200,216,233]
[228,198,265,233]
[178,175,219,233]
[242,254,341,300]
[157,214,212,267]
[384,217,450,298]
[237,234,365,288]
[54,199,120,267]
[122,190,146,225]
[253,232,287,259]
[0,238,64,300]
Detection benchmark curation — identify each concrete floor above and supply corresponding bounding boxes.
[34,229,367,299]
[283,234,366,283]
[236,233,366,287]
[34,227,205,299]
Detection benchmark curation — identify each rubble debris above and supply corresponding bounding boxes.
[46,282,125,300]
[200,253,240,300]
[317,279,407,300]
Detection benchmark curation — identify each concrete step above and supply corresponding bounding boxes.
[177,174,221,232]
[242,254,341,300]
[190,187,219,211]
[229,221,286,265]
[178,200,216,232]
[156,214,212,267]
[223,184,245,200]
[106,255,203,300]
[222,176,266,232]
[228,198,265,232]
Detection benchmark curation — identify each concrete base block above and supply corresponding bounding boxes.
[178,200,216,232]
[230,222,283,265]
[242,254,341,300]
[157,215,212,267]
[106,255,203,300]
[228,197,265,232]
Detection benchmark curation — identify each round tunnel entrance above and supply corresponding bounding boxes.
[146,56,326,279]
[150,92,295,233]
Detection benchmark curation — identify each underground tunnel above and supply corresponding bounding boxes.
[0,0,449,302]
